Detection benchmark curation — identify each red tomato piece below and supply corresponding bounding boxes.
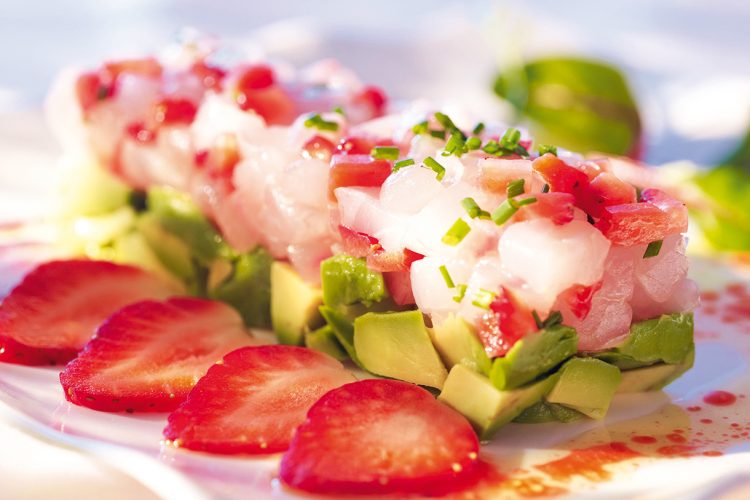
[595,190,687,246]
[125,121,156,144]
[75,72,106,114]
[476,288,538,358]
[195,133,241,177]
[515,192,576,225]
[353,85,388,117]
[236,64,275,91]
[532,153,590,195]
[578,172,637,218]
[191,60,227,91]
[329,154,392,201]
[302,135,337,162]
[337,136,376,155]
[153,98,198,125]
[103,57,163,79]
[366,248,424,273]
[338,225,380,258]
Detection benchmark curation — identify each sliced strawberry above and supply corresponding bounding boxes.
[0,260,174,366]
[164,345,355,454]
[60,297,256,412]
[476,288,538,358]
[279,379,480,496]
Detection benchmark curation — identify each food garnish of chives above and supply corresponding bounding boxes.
[441,218,471,246]
[533,310,563,329]
[472,288,496,309]
[532,310,543,329]
[429,129,446,140]
[434,112,459,132]
[491,201,517,225]
[500,127,521,149]
[472,122,485,135]
[424,156,446,181]
[538,144,558,156]
[542,183,550,193]
[439,265,455,288]
[643,239,663,258]
[371,146,400,160]
[443,133,468,157]
[466,137,481,150]
[453,283,468,303]
[506,178,526,198]
[482,140,501,155]
[461,197,490,219]
[333,106,345,115]
[304,113,339,131]
[412,120,429,135]
[393,158,415,172]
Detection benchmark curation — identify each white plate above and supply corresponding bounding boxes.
[3,113,750,499]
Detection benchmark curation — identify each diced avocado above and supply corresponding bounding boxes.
[209,248,272,328]
[305,325,348,361]
[146,187,233,264]
[353,310,448,389]
[430,314,492,375]
[111,231,185,292]
[58,206,137,257]
[319,306,361,366]
[489,325,578,390]
[58,158,130,217]
[271,261,324,345]
[320,255,388,310]
[513,400,585,423]
[136,213,195,280]
[439,364,557,439]
[595,313,694,368]
[546,357,621,419]
[617,345,695,393]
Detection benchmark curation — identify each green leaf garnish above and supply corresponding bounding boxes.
[538,144,558,156]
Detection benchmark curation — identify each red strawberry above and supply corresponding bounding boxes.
[279,379,481,496]
[60,297,256,413]
[0,259,175,366]
[164,345,355,454]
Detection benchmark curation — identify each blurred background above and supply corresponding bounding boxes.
[1,0,749,166]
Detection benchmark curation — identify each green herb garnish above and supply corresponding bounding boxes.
[472,288,496,309]
[532,310,563,329]
[393,158,415,172]
[439,265,455,288]
[538,144,558,156]
[424,156,446,181]
[461,197,491,219]
[304,113,339,132]
[472,122,485,135]
[643,239,663,258]
[371,146,400,161]
[442,218,471,246]
[453,284,468,303]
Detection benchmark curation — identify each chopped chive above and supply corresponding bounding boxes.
[543,311,563,328]
[643,239,663,258]
[472,288,496,309]
[439,265,455,288]
[434,112,459,132]
[441,218,471,246]
[333,106,345,115]
[538,144,558,156]
[472,122,485,135]
[453,284,468,303]
[482,140,501,155]
[412,120,429,135]
[371,146,400,160]
[304,113,339,131]
[515,196,537,207]
[429,129,446,140]
[424,156,446,181]
[500,127,521,148]
[491,200,517,225]
[465,137,481,150]
[542,183,550,193]
[532,310,543,329]
[461,197,490,219]
[393,158,415,172]
[443,133,467,157]
[506,179,526,198]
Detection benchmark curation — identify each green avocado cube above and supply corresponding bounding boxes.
[513,400,585,424]
[320,255,388,309]
[595,313,694,368]
[546,357,621,419]
[353,310,448,389]
[430,314,492,375]
[617,345,695,393]
[305,325,348,361]
[137,212,195,281]
[439,364,557,439]
[271,262,324,345]
[209,248,272,328]
[319,306,361,366]
[489,325,578,390]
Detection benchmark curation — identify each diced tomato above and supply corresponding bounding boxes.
[329,154,392,201]
[236,64,275,91]
[595,189,687,246]
[103,58,163,79]
[578,172,637,218]
[338,225,379,258]
[153,98,198,125]
[337,136,376,155]
[367,248,424,273]
[191,60,227,91]
[75,72,107,114]
[125,121,155,143]
[353,85,388,117]
[559,282,602,320]
[533,153,590,195]
[303,135,337,162]
[475,288,538,358]
[515,192,575,225]
[383,271,416,306]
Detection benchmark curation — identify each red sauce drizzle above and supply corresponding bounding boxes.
[536,442,640,482]
[631,435,657,444]
[703,391,737,406]
[666,433,687,444]
[657,444,695,456]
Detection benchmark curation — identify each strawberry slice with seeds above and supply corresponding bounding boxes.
[279,379,481,496]
[0,259,175,366]
[164,345,355,454]
[60,297,256,412]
